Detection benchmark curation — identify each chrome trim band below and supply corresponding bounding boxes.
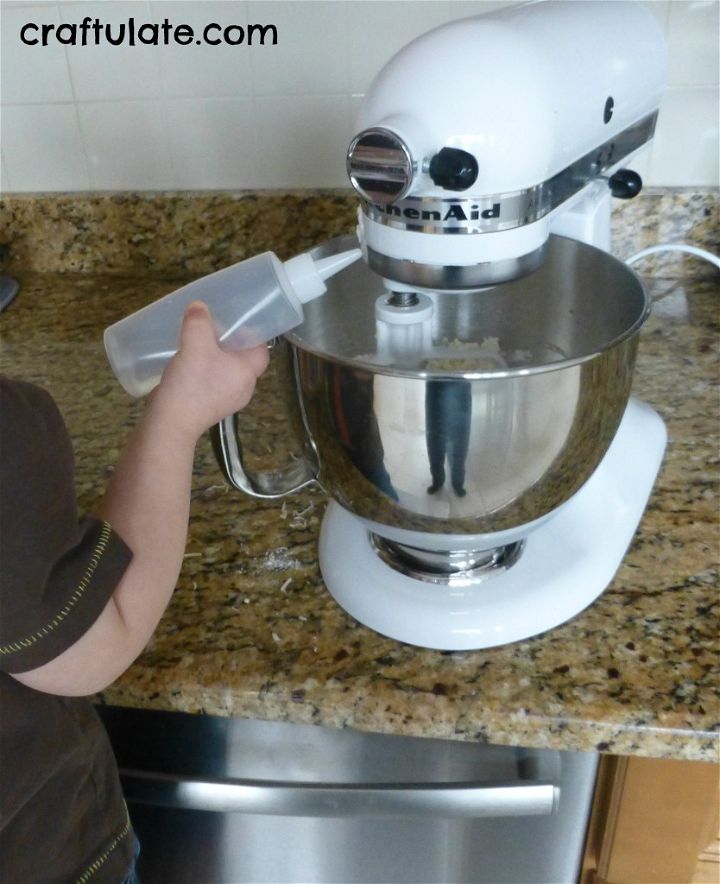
[370,535,526,586]
[362,112,658,235]
[366,242,546,289]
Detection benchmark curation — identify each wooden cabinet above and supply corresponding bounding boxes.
[582,756,719,883]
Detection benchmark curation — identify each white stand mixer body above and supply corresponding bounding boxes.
[350,0,667,283]
[321,1,669,647]
[214,2,670,650]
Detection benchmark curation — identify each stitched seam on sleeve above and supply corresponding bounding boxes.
[0,521,113,658]
[75,804,132,884]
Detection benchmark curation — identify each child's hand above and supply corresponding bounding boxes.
[151,301,270,441]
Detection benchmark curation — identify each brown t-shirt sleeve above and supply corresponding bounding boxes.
[0,376,133,674]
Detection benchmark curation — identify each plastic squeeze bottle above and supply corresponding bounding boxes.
[104,247,361,397]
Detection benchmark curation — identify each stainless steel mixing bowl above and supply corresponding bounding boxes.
[214,234,648,536]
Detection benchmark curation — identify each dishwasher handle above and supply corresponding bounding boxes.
[120,770,559,819]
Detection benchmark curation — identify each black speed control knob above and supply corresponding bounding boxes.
[428,147,479,191]
[608,168,643,199]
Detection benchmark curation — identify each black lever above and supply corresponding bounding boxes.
[607,168,642,200]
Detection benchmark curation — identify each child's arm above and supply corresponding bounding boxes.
[11,302,269,696]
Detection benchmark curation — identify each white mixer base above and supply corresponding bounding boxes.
[319,398,667,650]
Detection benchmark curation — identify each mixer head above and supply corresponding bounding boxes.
[346,0,667,292]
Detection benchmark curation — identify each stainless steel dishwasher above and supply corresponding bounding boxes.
[97,706,598,884]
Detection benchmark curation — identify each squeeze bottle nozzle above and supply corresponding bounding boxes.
[282,249,363,304]
[103,246,362,398]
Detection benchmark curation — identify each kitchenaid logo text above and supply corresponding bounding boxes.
[20,17,278,47]
[371,201,501,223]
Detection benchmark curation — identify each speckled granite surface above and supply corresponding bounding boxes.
[0,189,717,278]
[0,263,717,763]
[0,191,358,275]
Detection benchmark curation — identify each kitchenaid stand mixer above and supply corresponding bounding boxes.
[214,0,668,650]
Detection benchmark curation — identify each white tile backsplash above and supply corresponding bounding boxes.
[248,1,348,96]
[1,153,12,192]
[78,100,173,190]
[164,97,259,189]
[0,4,75,104]
[640,1,671,30]
[254,94,352,188]
[151,1,253,99]
[60,1,162,101]
[1,103,90,191]
[666,0,719,86]
[649,86,720,186]
[1,0,718,192]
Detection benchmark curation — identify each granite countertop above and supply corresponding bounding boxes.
[1,263,717,765]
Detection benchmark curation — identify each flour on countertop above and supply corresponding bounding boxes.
[262,547,302,571]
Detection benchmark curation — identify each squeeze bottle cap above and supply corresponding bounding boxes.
[283,248,362,304]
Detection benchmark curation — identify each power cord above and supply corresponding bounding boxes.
[625,243,720,271]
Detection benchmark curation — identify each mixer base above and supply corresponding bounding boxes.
[318,399,667,650]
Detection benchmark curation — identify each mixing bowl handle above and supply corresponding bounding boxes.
[211,411,319,499]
